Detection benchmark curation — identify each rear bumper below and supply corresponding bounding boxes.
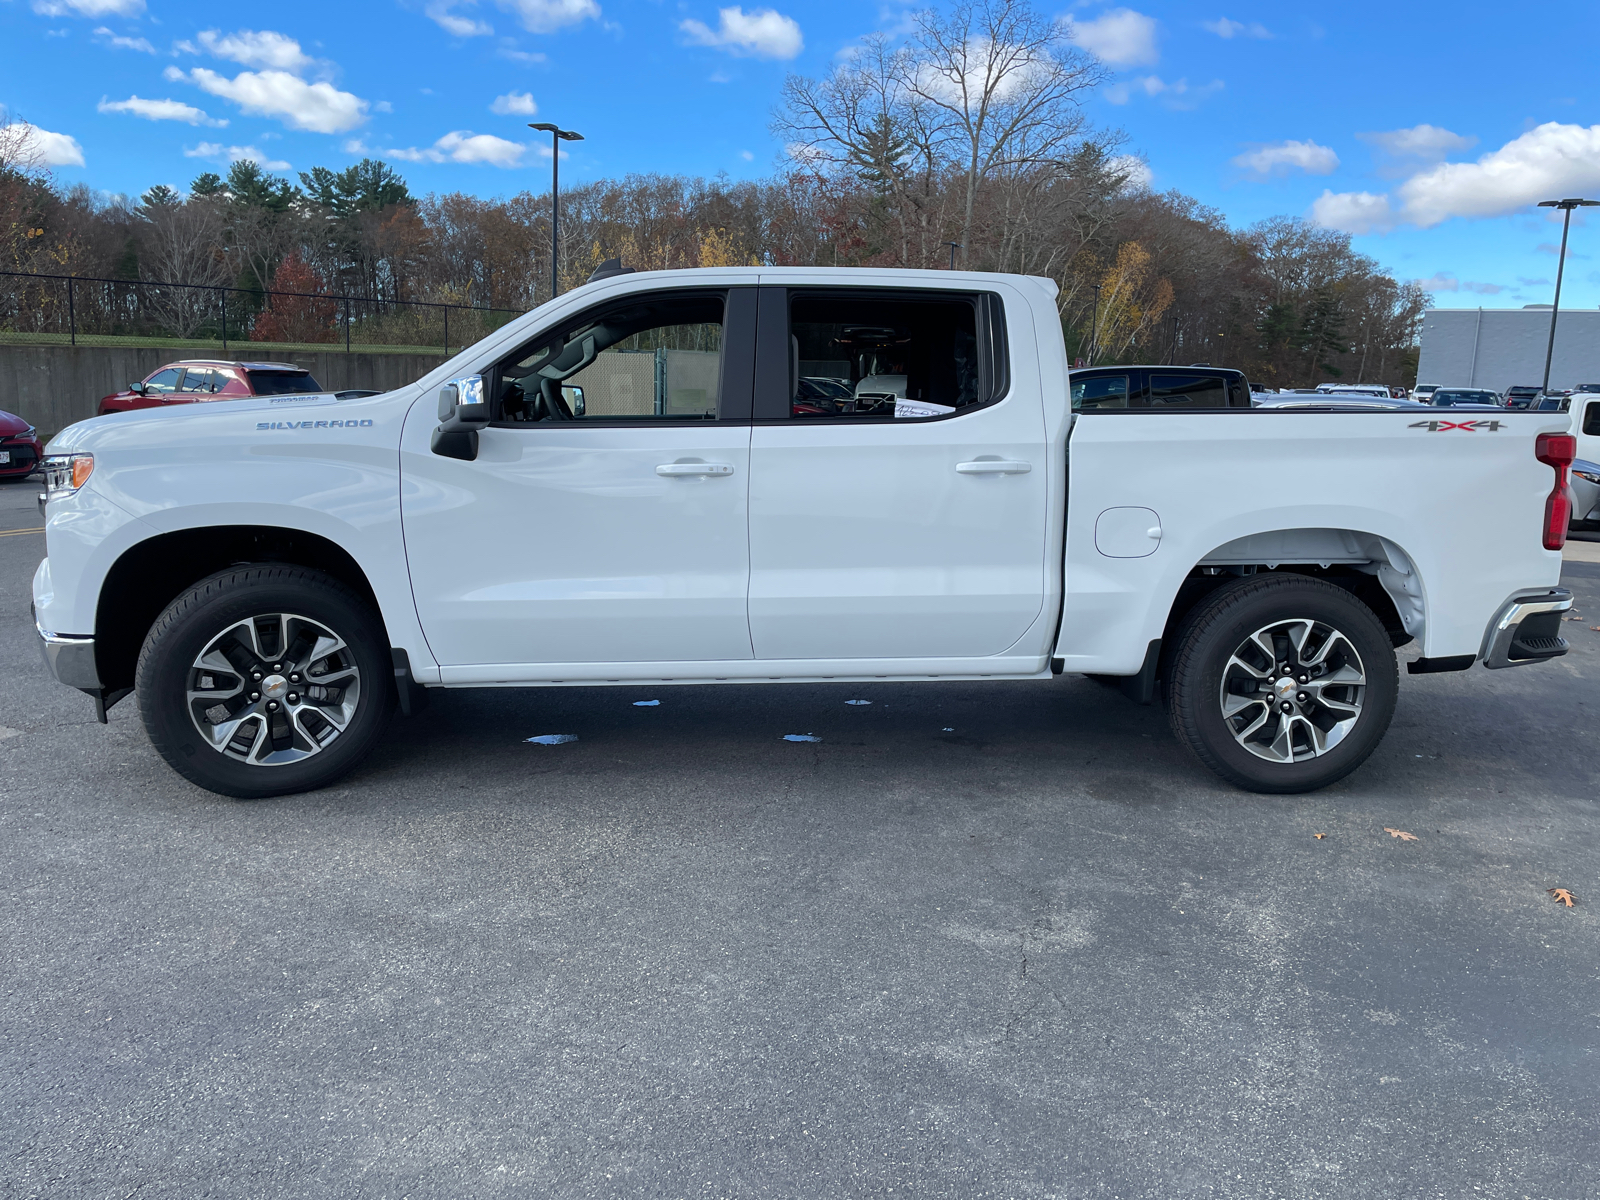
[1481,588,1572,670]
[33,604,99,690]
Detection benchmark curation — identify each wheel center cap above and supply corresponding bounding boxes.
[261,674,289,700]
[1273,677,1299,702]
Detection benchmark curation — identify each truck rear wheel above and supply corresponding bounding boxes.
[1167,575,1398,794]
[136,567,394,799]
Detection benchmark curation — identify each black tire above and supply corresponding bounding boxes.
[136,566,394,799]
[1167,574,1398,794]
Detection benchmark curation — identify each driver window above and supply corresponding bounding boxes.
[144,368,182,395]
[496,293,724,422]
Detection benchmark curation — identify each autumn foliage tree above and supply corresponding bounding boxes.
[252,251,336,344]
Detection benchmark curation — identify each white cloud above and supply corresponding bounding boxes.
[6,121,86,166]
[495,0,601,34]
[1232,138,1339,177]
[388,130,528,166]
[1309,190,1395,234]
[740,149,754,161]
[1105,74,1222,109]
[1108,153,1152,190]
[490,90,538,115]
[427,1,494,36]
[92,25,155,52]
[168,66,369,134]
[190,29,315,73]
[98,94,227,127]
[183,141,291,171]
[1062,8,1158,67]
[1202,17,1270,38]
[1413,273,1504,295]
[1317,122,1600,233]
[680,7,803,59]
[1358,124,1476,162]
[496,41,548,63]
[31,0,143,15]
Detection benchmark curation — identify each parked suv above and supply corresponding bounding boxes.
[1069,364,1253,410]
[1503,385,1544,410]
[98,360,326,416]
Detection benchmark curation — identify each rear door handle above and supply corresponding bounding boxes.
[656,462,735,477]
[956,460,1032,475]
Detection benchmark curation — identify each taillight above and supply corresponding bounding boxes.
[1537,433,1576,551]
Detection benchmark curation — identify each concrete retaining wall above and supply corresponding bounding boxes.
[0,344,446,439]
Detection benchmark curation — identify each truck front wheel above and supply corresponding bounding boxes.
[136,567,394,799]
[1167,575,1398,794]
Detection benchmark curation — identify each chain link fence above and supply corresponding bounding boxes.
[0,270,526,356]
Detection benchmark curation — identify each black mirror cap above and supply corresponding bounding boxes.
[587,257,636,284]
[430,427,479,461]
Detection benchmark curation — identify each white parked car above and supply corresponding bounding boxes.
[1411,384,1440,403]
[33,266,1576,799]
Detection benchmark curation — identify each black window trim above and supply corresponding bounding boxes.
[484,285,757,429]
[751,285,1011,425]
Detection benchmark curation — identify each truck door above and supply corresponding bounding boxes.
[400,287,757,668]
[745,285,1049,660]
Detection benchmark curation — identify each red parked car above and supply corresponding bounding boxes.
[0,409,45,479]
[97,360,327,416]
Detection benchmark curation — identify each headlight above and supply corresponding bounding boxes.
[1575,469,1600,485]
[42,453,94,502]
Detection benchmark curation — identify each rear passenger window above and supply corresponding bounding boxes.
[1145,374,1228,408]
[784,292,998,419]
[1585,402,1600,437]
[1071,375,1130,410]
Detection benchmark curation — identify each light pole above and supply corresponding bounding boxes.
[1089,282,1101,366]
[530,122,584,299]
[1536,197,1598,394]
[944,241,961,270]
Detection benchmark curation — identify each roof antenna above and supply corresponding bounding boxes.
[587,256,636,283]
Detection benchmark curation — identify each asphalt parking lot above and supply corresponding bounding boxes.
[2,476,1596,1200]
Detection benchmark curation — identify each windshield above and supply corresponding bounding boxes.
[247,370,324,395]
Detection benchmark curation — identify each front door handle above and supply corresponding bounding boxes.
[956,460,1032,475]
[656,462,735,477]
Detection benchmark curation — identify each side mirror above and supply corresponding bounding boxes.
[431,374,490,461]
[129,381,147,395]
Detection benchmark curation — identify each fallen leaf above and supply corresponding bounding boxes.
[1548,887,1577,907]
[1384,827,1419,842]
[1314,833,1326,839]
[1591,626,1600,632]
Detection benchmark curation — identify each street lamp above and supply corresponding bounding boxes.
[530,122,584,299]
[1536,197,1599,394]
[1089,282,1101,366]
[944,241,961,270]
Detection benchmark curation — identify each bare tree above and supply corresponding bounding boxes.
[137,195,229,337]
[901,0,1105,266]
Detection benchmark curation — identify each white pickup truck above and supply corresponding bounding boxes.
[32,266,1577,799]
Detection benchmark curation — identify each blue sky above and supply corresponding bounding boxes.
[5,0,1599,309]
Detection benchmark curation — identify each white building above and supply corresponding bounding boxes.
[1415,307,1600,392]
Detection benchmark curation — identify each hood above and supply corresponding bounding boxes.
[0,409,34,435]
[46,389,345,454]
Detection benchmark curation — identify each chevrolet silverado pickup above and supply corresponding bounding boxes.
[32,266,1576,798]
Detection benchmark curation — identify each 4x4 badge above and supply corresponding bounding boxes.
[1408,419,1503,431]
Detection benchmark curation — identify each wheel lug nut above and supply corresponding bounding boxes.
[272,664,281,672]
[1298,692,1309,704]
[289,674,300,683]
[287,693,298,704]
[1280,701,1293,713]
[250,691,260,701]
[251,671,262,681]
[1298,675,1308,684]
[267,701,279,712]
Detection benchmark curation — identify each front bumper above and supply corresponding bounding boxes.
[33,604,99,689]
[1481,588,1572,670]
